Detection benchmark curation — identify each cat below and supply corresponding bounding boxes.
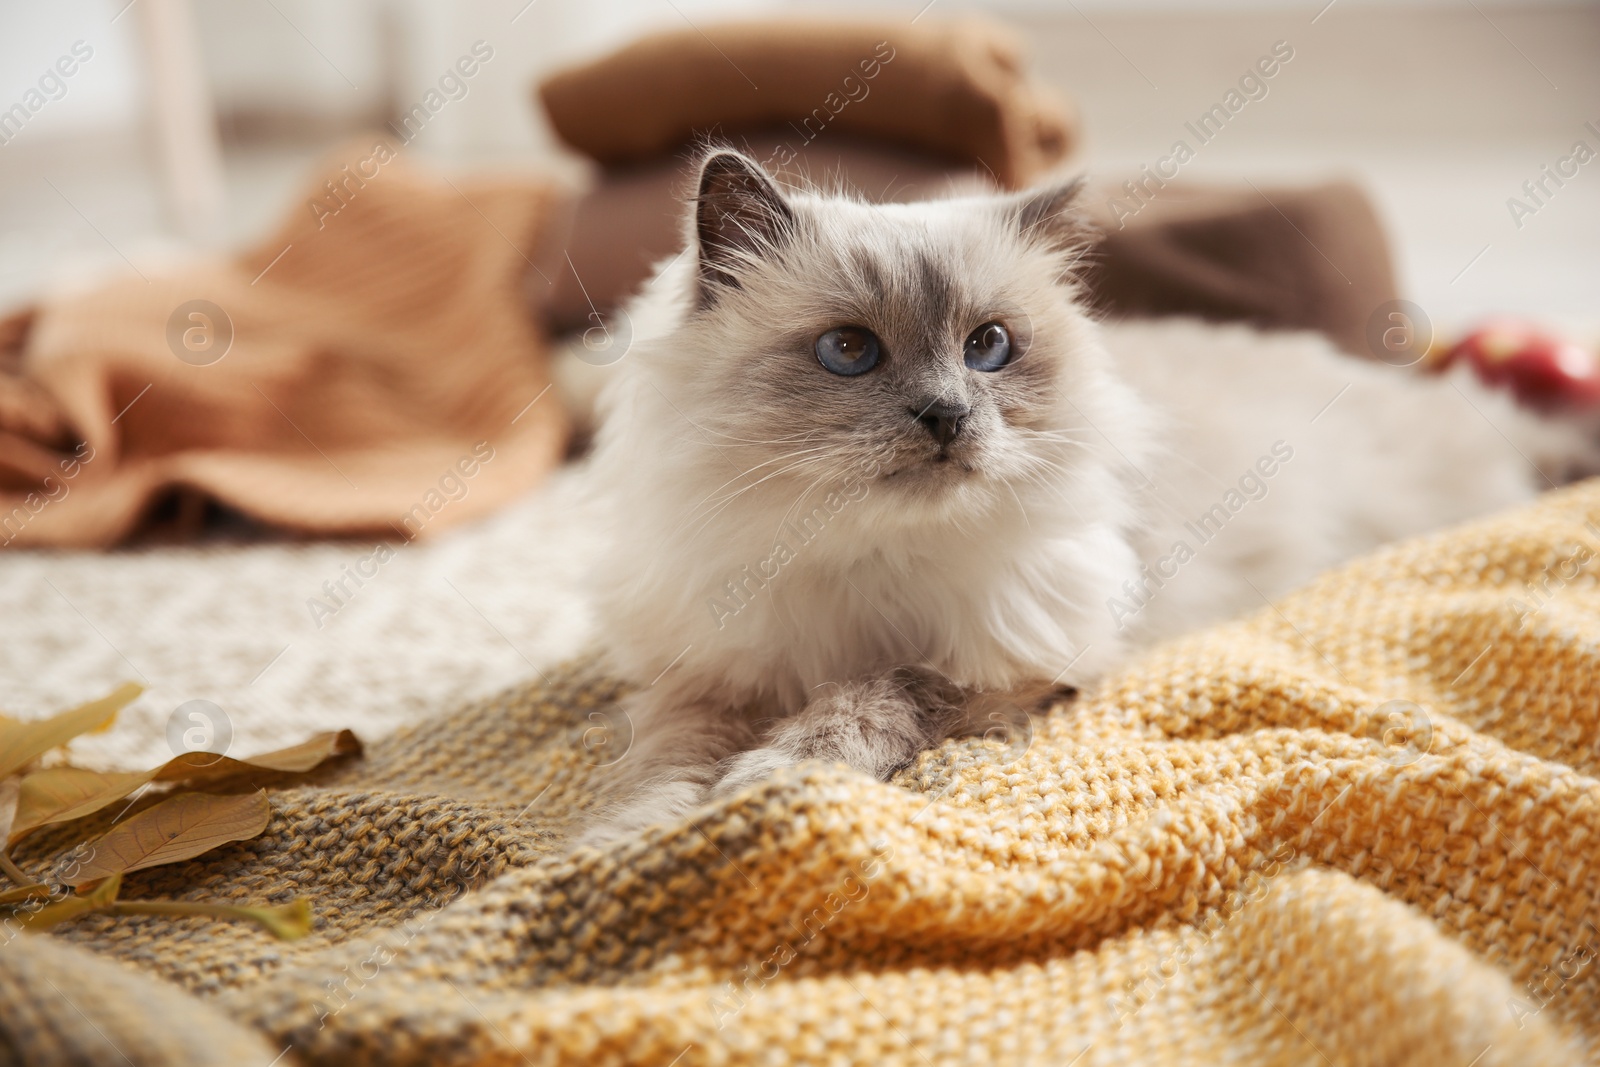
[574,146,1591,842]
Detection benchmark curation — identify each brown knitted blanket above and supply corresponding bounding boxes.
[5,479,1598,1065]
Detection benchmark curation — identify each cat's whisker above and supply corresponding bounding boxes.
[689,445,835,515]
[687,455,833,535]
[686,426,825,447]
[1004,480,1033,531]
[685,444,834,503]
[773,466,848,539]
[1016,430,1090,445]
[704,452,831,508]
[1011,427,1092,448]
[1009,466,1091,525]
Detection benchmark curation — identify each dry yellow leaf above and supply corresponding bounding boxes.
[0,683,144,780]
[238,729,362,773]
[0,776,17,844]
[9,768,150,846]
[9,729,361,846]
[3,700,346,942]
[0,776,25,886]
[68,791,272,886]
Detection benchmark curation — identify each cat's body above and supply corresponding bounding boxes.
[1106,318,1575,644]
[576,149,1587,841]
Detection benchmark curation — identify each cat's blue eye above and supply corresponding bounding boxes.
[964,322,1012,371]
[815,326,881,376]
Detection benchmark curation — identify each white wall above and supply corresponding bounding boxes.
[192,0,390,125]
[0,0,142,145]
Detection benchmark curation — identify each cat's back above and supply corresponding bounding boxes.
[1098,318,1550,641]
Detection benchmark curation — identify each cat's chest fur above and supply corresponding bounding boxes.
[685,518,1137,713]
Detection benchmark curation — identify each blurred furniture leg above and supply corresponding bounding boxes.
[137,0,226,242]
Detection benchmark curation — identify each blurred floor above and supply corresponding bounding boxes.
[0,3,1595,338]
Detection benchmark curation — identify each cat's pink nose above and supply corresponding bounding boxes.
[910,399,969,447]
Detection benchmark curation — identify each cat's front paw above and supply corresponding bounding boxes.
[575,778,709,848]
[710,746,795,799]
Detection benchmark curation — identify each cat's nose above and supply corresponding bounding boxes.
[910,398,969,447]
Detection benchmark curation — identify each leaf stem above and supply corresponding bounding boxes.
[106,899,311,939]
[109,900,234,918]
[0,851,31,887]
[0,882,50,906]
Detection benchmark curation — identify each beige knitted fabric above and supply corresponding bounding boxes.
[6,479,1600,1065]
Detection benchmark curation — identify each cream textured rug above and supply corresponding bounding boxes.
[0,468,598,772]
[3,477,1600,1065]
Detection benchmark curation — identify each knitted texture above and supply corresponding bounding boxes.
[5,479,1600,1065]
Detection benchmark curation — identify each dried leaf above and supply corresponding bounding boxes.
[21,872,121,932]
[109,897,313,940]
[234,730,361,773]
[0,683,144,780]
[0,882,49,906]
[9,768,151,845]
[9,730,361,845]
[68,791,271,885]
[145,729,359,785]
[0,776,26,886]
[0,776,17,845]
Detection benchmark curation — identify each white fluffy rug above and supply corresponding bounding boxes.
[0,467,599,770]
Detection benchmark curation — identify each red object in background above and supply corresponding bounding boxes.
[1439,320,1600,411]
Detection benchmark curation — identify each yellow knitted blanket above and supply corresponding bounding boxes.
[5,480,1600,1066]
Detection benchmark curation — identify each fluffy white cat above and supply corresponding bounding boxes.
[574,147,1588,840]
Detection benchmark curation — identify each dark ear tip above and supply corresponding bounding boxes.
[1019,173,1087,211]
[693,148,793,224]
[1016,173,1093,246]
[699,146,754,165]
[697,147,766,187]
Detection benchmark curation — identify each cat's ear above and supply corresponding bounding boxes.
[1010,175,1094,255]
[694,149,794,306]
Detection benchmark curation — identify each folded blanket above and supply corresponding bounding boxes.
[6,478,1598,1065]
[538,18,1077,189]
[0,142,570,548]
[1081,180,1399,358]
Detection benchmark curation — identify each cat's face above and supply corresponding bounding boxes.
[650,149,1125,532]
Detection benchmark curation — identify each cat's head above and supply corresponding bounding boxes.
[625,147,1144,537]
